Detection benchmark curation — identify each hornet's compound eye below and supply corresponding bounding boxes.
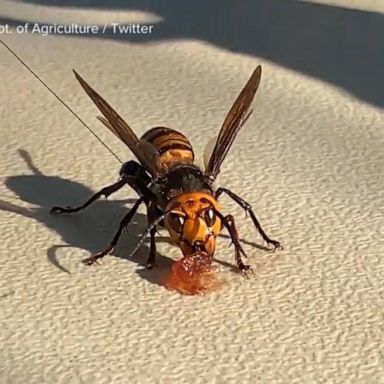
[167,212,185,233]
[203,208,216,227]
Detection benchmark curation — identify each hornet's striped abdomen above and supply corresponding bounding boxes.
[141,127,194,169]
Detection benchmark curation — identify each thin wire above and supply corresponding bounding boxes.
[0,39,123,164]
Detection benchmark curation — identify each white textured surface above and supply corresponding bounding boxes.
[0,1,384,383]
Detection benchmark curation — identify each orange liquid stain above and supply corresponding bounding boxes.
[163,253,224,295]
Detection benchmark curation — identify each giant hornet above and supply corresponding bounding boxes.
[50,65,282,276]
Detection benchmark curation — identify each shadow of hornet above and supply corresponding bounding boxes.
[0,149,177,286]
[0,150,269,285]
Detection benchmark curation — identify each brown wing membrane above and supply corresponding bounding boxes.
[73,70,160,178]
[204,65,262,180]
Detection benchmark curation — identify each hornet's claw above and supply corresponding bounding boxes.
[268,240,283,252]
[82,255,100,266]
[239,264,253,278]
[82,256,101,266]
[82,247,114,266]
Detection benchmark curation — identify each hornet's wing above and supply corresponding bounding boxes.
[204,65,262,180]
[73,70,160,178]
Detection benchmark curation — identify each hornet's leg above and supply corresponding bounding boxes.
[215,211,253,277]
[50,176,133,214]
[146,202,159,269]
[83,197,144,265]
[146,228,157,269]
[215,187,283,251]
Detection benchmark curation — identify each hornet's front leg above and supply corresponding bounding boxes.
[82,197,144,265]
[215,187,283,251]
[213,210,253,276]
[145,202,159,269]
[146,228,157,270]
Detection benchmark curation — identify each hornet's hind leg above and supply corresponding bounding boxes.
[50,176,131,214]
[50,160,148,215]
[215,187,283,251]
[82,197,144,265]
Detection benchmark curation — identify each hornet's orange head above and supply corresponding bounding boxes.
[164,192,221,258]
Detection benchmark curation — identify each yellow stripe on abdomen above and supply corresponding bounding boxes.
[141,126,194,167]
